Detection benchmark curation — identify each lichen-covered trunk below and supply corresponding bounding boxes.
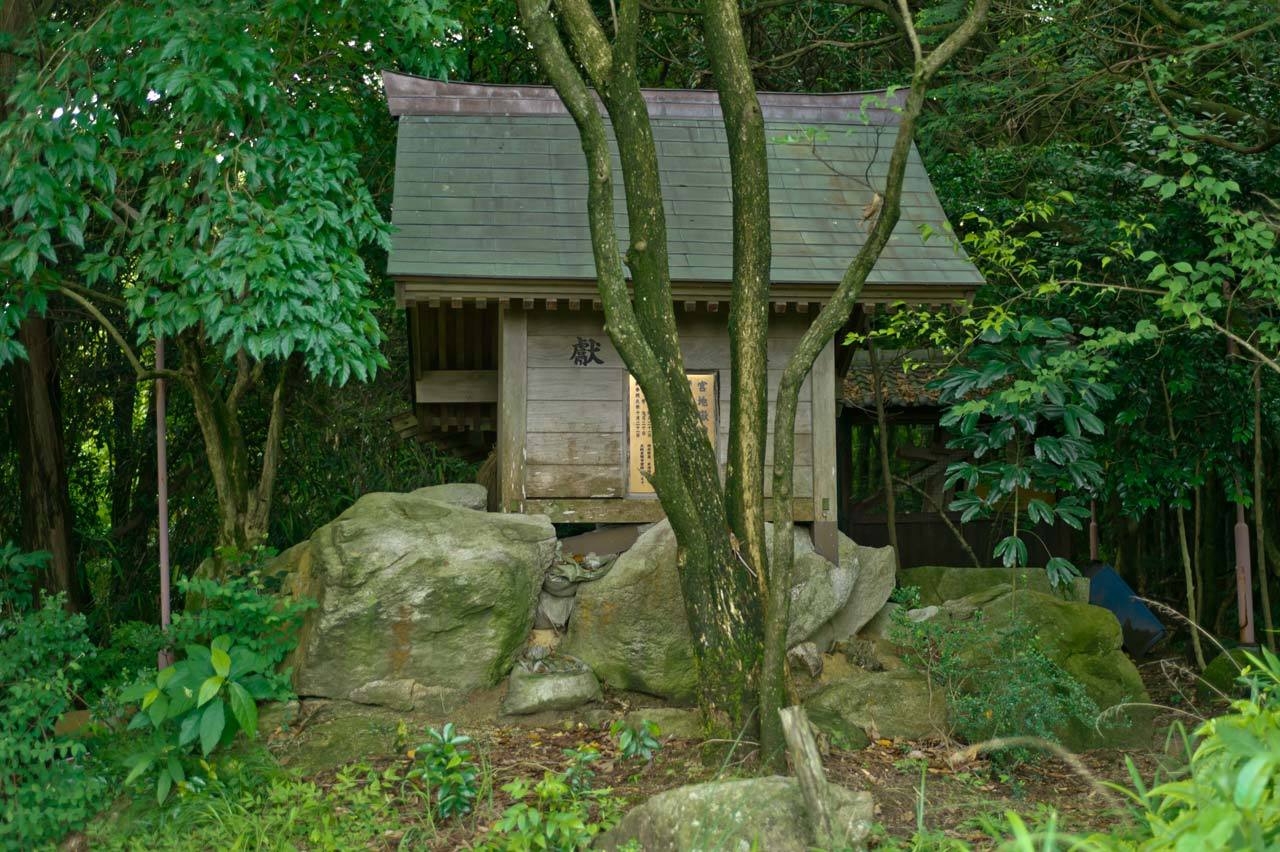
[516,0,765,732]
[704,0,771,591]
[762,83,932,767]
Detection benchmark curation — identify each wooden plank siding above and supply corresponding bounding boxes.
[521,308,822,507]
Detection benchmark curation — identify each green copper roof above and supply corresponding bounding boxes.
[385,76,981,292]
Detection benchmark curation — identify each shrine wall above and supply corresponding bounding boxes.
[522,308,815,501]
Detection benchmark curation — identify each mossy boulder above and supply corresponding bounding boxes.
[945,588,1152,750]
[804,668,947,747]
[1200,648,1256,699]
[561,520,864,702]
[595,776,873,852]
[281,489,556,711]
[903,565,1089,607]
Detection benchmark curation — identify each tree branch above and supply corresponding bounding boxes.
[56,285,184,383]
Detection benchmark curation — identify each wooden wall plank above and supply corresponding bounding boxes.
[527,400,624,433]
[527,432,623,466]
[523,497,816,523]
[416,370,499,403]
[528,367,628,401]
[526,464,625,498]
[498,309,527,513]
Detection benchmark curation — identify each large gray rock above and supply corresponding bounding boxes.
[595,776,873,852]
[560,521,860,702]
[284,490,556,711]
[809,542,897,650]
[621,707,715,740]
[770,525,857,646]
[559,521,698,702]
[408,482,488,511]
[805,669,948,747]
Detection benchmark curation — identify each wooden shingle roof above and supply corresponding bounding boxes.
[384,73,981,301]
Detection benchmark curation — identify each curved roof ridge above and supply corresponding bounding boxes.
[383,71,907,125]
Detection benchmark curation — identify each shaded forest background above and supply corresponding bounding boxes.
[3,0,1277,648]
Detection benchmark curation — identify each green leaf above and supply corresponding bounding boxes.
[119,680,154,703]
[197,675,225,707]
[199,699,226,756]
[124,754,155,786]
[1234,754,1271,809]
[179,711,201,746]
[227,681,258,739]
[157,770,173,804]
[211,646,231,678]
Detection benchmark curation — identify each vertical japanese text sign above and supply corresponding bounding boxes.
[626,373,718,495]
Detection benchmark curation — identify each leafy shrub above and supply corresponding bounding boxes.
[890,586,1099,766]
[81,620,165,700]
[986,649,1280,850]
[87,758,427,851]
[0,544,105,848]
[610,718,662,762]
[171,548,315,701]
[117,634,276,803]
[485,770,621,851]
[562,745,599,794]
[408,723,480,819]
[1118,647,1280,848]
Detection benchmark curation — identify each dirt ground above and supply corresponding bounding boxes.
[263,654,1212,850]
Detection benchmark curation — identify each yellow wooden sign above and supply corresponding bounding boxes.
[627,372,718,495]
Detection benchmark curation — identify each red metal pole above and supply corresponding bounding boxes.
[156,336,173,668]
[1226,332,1256,645]
[1237,496,1255,645]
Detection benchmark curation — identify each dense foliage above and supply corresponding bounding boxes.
[890,586,1102,767]
[2,0,1279,846]
[0,547,103,848]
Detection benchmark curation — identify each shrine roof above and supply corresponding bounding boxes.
[384,73,982,298]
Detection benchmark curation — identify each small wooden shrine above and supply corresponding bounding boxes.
[382,73,983,562]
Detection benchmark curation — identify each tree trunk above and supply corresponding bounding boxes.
[868,340,901,569]
[1162,375,1205,668]
[705,0,771,610]
[9,317,84,609]
[1175,505,1207,669]
[516,0,764,731]
[3,1,79,607]
[1193,477,1204,627]
[182,340,288,566]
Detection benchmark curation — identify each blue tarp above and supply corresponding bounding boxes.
[1084,562,1166,658]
